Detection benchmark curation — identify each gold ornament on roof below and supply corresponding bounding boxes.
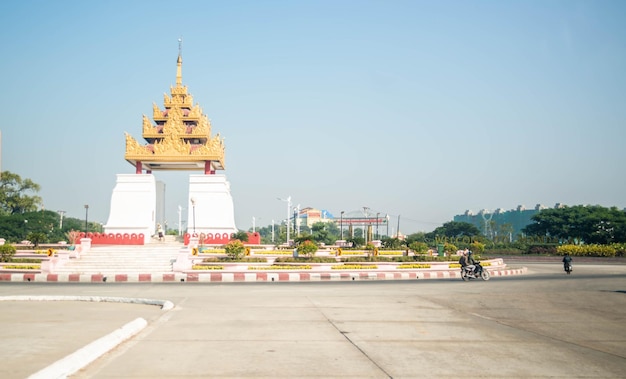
[124,49,225,171]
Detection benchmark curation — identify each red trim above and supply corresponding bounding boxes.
[183,232,261,246]
[77,232,145,245]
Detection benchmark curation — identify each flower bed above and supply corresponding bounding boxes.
[2,264,41,270]
[332,264,378,270]
[192,265,225,270]
[253,250,293,255]
[199,248,225,254]
[397,263,431,269]
[378,251,405,256]
[248,265,312,270]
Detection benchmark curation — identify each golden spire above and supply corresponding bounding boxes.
[176,37,183,87]
[124,39,226,172]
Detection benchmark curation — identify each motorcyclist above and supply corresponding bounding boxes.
[466,250,477,276]
[562,253,572,272]
[459,249,476,277]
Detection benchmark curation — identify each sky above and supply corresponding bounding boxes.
[1,0,625,234]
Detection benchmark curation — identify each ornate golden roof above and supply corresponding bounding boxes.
[124,52,225,171]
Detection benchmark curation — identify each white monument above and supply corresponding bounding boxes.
[105,45,237,243]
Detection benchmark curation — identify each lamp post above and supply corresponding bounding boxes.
[277,196,291,245]
[271,219,275,243]
[340,211,345,240]
[376,212,380,240]
[190,198,196,234]
[386,214,389,237]
[362,207,369,244]
[178,205,182,236]
[24,219,28,238]
[84,204,89,235]
[252,216,256,233]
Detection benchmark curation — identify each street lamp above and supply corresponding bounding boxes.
[271,219,275,243]
[340,211,345,240]
[252,216,256,233]
[363,207,369,244]
[277,196,291,245]
[386,214,390,237]
[84,204,89,235]
[57,210,66,229]
[376,212,380,240]
[190,198,196,234]
[178,205,183,236]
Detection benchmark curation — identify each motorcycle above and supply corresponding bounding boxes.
[564,262,572,275]
[461,262,490,281]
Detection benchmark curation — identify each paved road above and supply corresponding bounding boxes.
[1,263,625,378]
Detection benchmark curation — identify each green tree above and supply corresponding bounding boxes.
[0,171,42,215]
[381,236,403,249]
[310,222,338,245]
[26,232,47,247]
[346,236,365,248]
[426,221,481,240]
[409,241,429,254]
[523,205,626,244]
[232,230,249,243]
[405,232,427,244]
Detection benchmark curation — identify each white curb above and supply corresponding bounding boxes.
[28,317,147,379]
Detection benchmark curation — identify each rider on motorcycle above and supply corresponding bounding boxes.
[460,249,476,277]
[562,253,572,271]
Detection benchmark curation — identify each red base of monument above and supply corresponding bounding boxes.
[183,232,261,246]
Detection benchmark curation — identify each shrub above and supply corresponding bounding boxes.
[26,232,47,248]
[470,241,485,254]
[443,243,457,258]
[0,245,16,262]
[409,242,429,255]
[557,244,616,257]
[525,245,558,255]
[66,230,81,245]
[297,240,318,257]
[224,240,245,260]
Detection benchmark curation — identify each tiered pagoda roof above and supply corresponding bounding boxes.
[124,52,225,171]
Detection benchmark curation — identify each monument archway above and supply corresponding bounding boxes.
[104,47,237,244]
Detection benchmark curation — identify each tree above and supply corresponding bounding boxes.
[310,222,338,245]
[232,230,249,243]
[0,171,42,215]
[409,241,429,254]
[381,236,403,249]
[522,205,626,244]
[346,236,365,248]
[425,221,481,239]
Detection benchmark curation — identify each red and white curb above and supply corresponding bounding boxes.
[0,267,527,283]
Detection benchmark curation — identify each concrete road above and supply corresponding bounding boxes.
[0,262,625,378]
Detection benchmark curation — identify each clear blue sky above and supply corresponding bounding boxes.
[1,0,625,234]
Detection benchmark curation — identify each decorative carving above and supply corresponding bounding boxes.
[124,55,226,170]
[142,115,156,135]
[125,132,150,155]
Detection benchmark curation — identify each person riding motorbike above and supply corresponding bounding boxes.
[459,249,476,277]
[562,253,572,272]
